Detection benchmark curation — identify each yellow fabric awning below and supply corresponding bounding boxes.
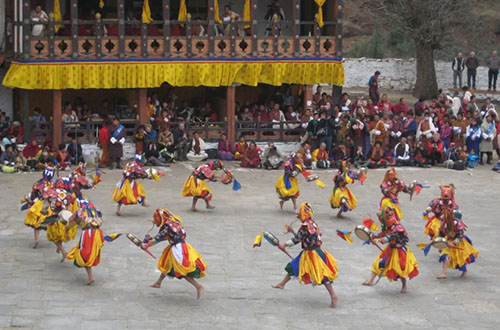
[2,59,344,90]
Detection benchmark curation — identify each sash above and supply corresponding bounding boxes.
[112,125,124,138]
[485,123,495,135]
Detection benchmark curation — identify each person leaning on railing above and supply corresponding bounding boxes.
[30,4,48,37]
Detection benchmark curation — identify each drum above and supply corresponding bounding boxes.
[354,225,373,241]
[127,233,142,247]
[431,237,449,250]
[263,231,280,246]
[59,210,73,225]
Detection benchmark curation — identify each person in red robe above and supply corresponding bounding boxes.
[234,135,248,160]
[241,142,261,168]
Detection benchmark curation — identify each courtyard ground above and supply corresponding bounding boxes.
[0,163,499,329]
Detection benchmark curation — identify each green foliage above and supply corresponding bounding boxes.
[347,26,415,59]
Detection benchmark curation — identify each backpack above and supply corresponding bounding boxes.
[454,160,465,171]
[317,159,328,169]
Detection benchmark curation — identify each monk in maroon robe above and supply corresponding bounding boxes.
[241,142,261,168]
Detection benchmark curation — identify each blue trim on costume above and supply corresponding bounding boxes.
[284,174,292,190]
[290,251,303,276]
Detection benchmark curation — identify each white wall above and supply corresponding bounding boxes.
[344,57,495,96]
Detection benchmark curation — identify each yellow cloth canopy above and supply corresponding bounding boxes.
[3,59,345,90]
[178,0,187,21]
[243,0,251,29]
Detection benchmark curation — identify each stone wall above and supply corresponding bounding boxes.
[344,57,494,94]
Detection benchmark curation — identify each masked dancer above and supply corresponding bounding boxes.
[142,208,207,299]
[379,168,416,220]
[423,184,458,240]
[272,202,339,308]
[330,158,365,218]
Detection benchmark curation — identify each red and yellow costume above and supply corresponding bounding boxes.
[112,157,149,205]
[44,188,78,243]
[371,207,419,282]
[275,153,306,201]
[148,208,207,279]
[438,210,478,272]
[423,185,458,239]
[284,203,338,285]
[330,159,361,212]
[67,201,104,268]
[23,166,55,229]
[379,169,412,219]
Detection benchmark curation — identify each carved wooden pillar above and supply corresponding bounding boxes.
[53,90,62,148]
[226,86,236,142]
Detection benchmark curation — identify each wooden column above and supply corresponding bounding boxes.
[138,88,148,125]
[303,85,313,111]
[53,90,62,148]
[22,90,30,142]
[226,86,236,142]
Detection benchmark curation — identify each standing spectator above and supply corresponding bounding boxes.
[98,119,110,168]
[465,51,479,89]
[30,3,48,37]
[306,112,320,149]
[368,71,381,105]
[317,111,336,153]
[217,133,234,160]
[67,138,83,164]
[487,50,499,91]
[313,86,322,105]
[451,52,465,88]
[241,142,261,168]
[109,118,125,169]
[31,107,47,129]
[479,114,497,165]
[451,91,462,117]
[440,120,453,148]
[172,123,188,161]
[392,98,410,116]
[135,125,146,154]
[466,119,482,156]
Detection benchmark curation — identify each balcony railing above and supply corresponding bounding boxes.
[236,121,302,142]
[14,0,341,60]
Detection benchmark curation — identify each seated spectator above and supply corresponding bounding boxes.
[368,141,387,168]
[144,140,167,166]
[22,139,40,169]
[0,144,17,172]
[67,138,83,164]
[467,149,479,168]
[9,121,24,144]
[394,137,412,166]
[330,144,348,167]
[440,120,453,148]
[241,142,261,168]
[36,146,55,169]
[353,145,370,168]
[301,142,313,169]
[312,142,330,169]
[144,123,158,144]
[158,126,175,153]
[389,113,403,149]
[234,135,248,160]
[413,141,431,168]
[443,143,467,170]
[416,110,437,141]
[392,98,410,116]
[217,133,234,161]
[172,123,189,161]
[186,132,208,162]
[426,133,445,166]
[377,94,392,112]
[55,143,71,170]
[135,125,146,154]
[263,143,284,170]
[402,112,417,138]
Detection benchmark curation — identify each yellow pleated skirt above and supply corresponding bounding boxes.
[67,228,104,268]
[25,200,52,229]
[275,175,299,200]
[112,179,146,205]
[440,236,478,271]
[372,246,419,282]
[330,186,357,210]
[423,214,441,239]
[157,242,207,279]
[380,197,403,219]
[286,248,338,285]
[47,220,78,243]
[181,175,213,200]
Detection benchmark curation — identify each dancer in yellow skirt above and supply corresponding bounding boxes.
[275,152,307,211]
[141,208,207,299]
[43,188,78,262]
[272,203,339,308]
[21,166,55,248]
[362,207,419,293]
[181,162,217,211]
[66,200,105,285]
[379,168,416,220]
[436,210,478,279]
[422,184,458,240]
[113,154,151,216]
[330,158,365,217]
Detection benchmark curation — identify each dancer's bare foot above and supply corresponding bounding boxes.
[196,285,205,299]
[271,284,285,289]
[33,241,39,249]
[86,279,94,286]
[115,211,121,216]
[329,296,339,308]
[191,207,198,212]
[60,252,67,263]
[337,210,344,218]
[401,286,407,293]
[362,280,374,286]
[142,202,150,207]
[150,282,161,288]
[436,274,447,279]
[206,205,215,209]
[461,270,467,278]
[279,201,284,210]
